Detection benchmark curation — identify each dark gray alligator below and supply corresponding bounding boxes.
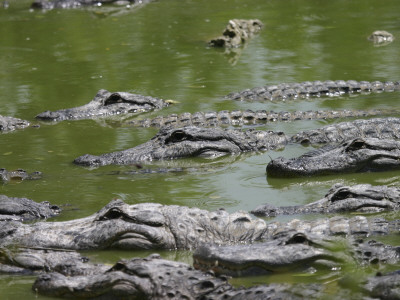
[36,89,170,122]
[0,168,42,183]
[193,232,400,277]
[209,19,263,48]
[363,269,400,299]
[0,115,30,132]
[267,138,400,177]
[32,254,325,299]
[226,80,400,101]
[74,117,400,167]
[1,199,400,251]
[126,108,390,128]
[31,0,149,10]
[0,195,60,222]
[74,126,288,166]
[0,246,106,276]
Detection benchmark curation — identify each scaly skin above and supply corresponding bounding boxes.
[36,89,169,122]
[252,184,400,216]
[267,138,400,177]
[0,168,42,183]
[31,0,149,10]
[0,115,30,132]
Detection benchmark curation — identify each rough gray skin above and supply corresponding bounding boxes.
[252,183,400,217]
[126,108,390,129]
[267,138,400,177]
[0,195,60,222]
[0,199,267,250]
[291,117,400,145]
[193,232,400,277]
[0,168,42,183]
[209,19,263,48]
[74,126,288,166]
[32,254,324,300]
[31,0,148,10]
[1,199,399,251]
[363,270,400,299]
[368,30,394,45]
[226,80,400,101]
[0,247,107,276]
[0,115,30,132]
[36,89,169,122]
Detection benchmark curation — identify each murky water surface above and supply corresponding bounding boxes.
[1,0,400,298]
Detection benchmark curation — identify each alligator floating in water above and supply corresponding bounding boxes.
[126,108,391,128]
[226,80,400,101]
[36,89,170,122]
[0,115,31,132]
[267,138,400,177]
[0,246,106,276]
[209,19,263,48]
[74,117,400,166]
[1,199,399,250]
[31,0,149,10]
[368,30,394,45]
[193,231,400,277]
[32,254,325,299]
[0,168,42,183]
[0,195,60,222]
[252,184,400,217]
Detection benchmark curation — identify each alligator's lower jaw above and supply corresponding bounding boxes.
[110,234,156,250]
[193,259,273,277]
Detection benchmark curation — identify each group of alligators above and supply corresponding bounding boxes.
[1,0,400,299]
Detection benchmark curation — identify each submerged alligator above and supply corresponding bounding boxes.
[193,231,400,277]
[209,19,263,48]
[0,195,60,222]
[0,115,30,132]
[363,269,400,299]
[252,184,400,217]
[0,168,42,183]
[36,89,170,122]
[267,138,400,177]
[74,117,400,167]
[32,254,325,299]
[368,30,395,45]
[31,0,150,9]
[1,198,400,251]
[126,108,391,128]
[226,80,400,101]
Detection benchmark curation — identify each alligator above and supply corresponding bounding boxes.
[0,115,30,132]
[252,183,400,217]
[0,168,42,183]
[32,254,325,299]
[209,19,263,48]
[126,108,391,128]
[363,269,400,299]
[193,232,400,277]
[36,89,170,122]
[74,117,400,166]
[1,199,400,251]
[368,30,394,45]
[0,195,60,222]
[267,137,400,177]
[225,80,400,101]
[31,0,150,10]
[0,246,107,276]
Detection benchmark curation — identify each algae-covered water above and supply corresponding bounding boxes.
[1,0,400,298]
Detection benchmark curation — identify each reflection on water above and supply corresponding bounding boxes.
[1,0,400,298]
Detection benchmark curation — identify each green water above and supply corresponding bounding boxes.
[1,0,400,298]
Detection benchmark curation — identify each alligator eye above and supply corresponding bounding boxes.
[345,139,366,152]
[101,208,124,220]
[104,93,123,105]
[286,233,310,245]
[166,130,189,144]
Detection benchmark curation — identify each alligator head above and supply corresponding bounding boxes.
[74,126,288,166]
[193,231,349,277]
[36,89,168,122]
[267,138,400,177]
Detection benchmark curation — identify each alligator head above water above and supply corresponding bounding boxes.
[0,168,42,183]
[74,126,288,166]
[36,89,169,122]
[252,183,400,217]
[0,199,266,250]
[267,138,400,177]
[0,115,30,132]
